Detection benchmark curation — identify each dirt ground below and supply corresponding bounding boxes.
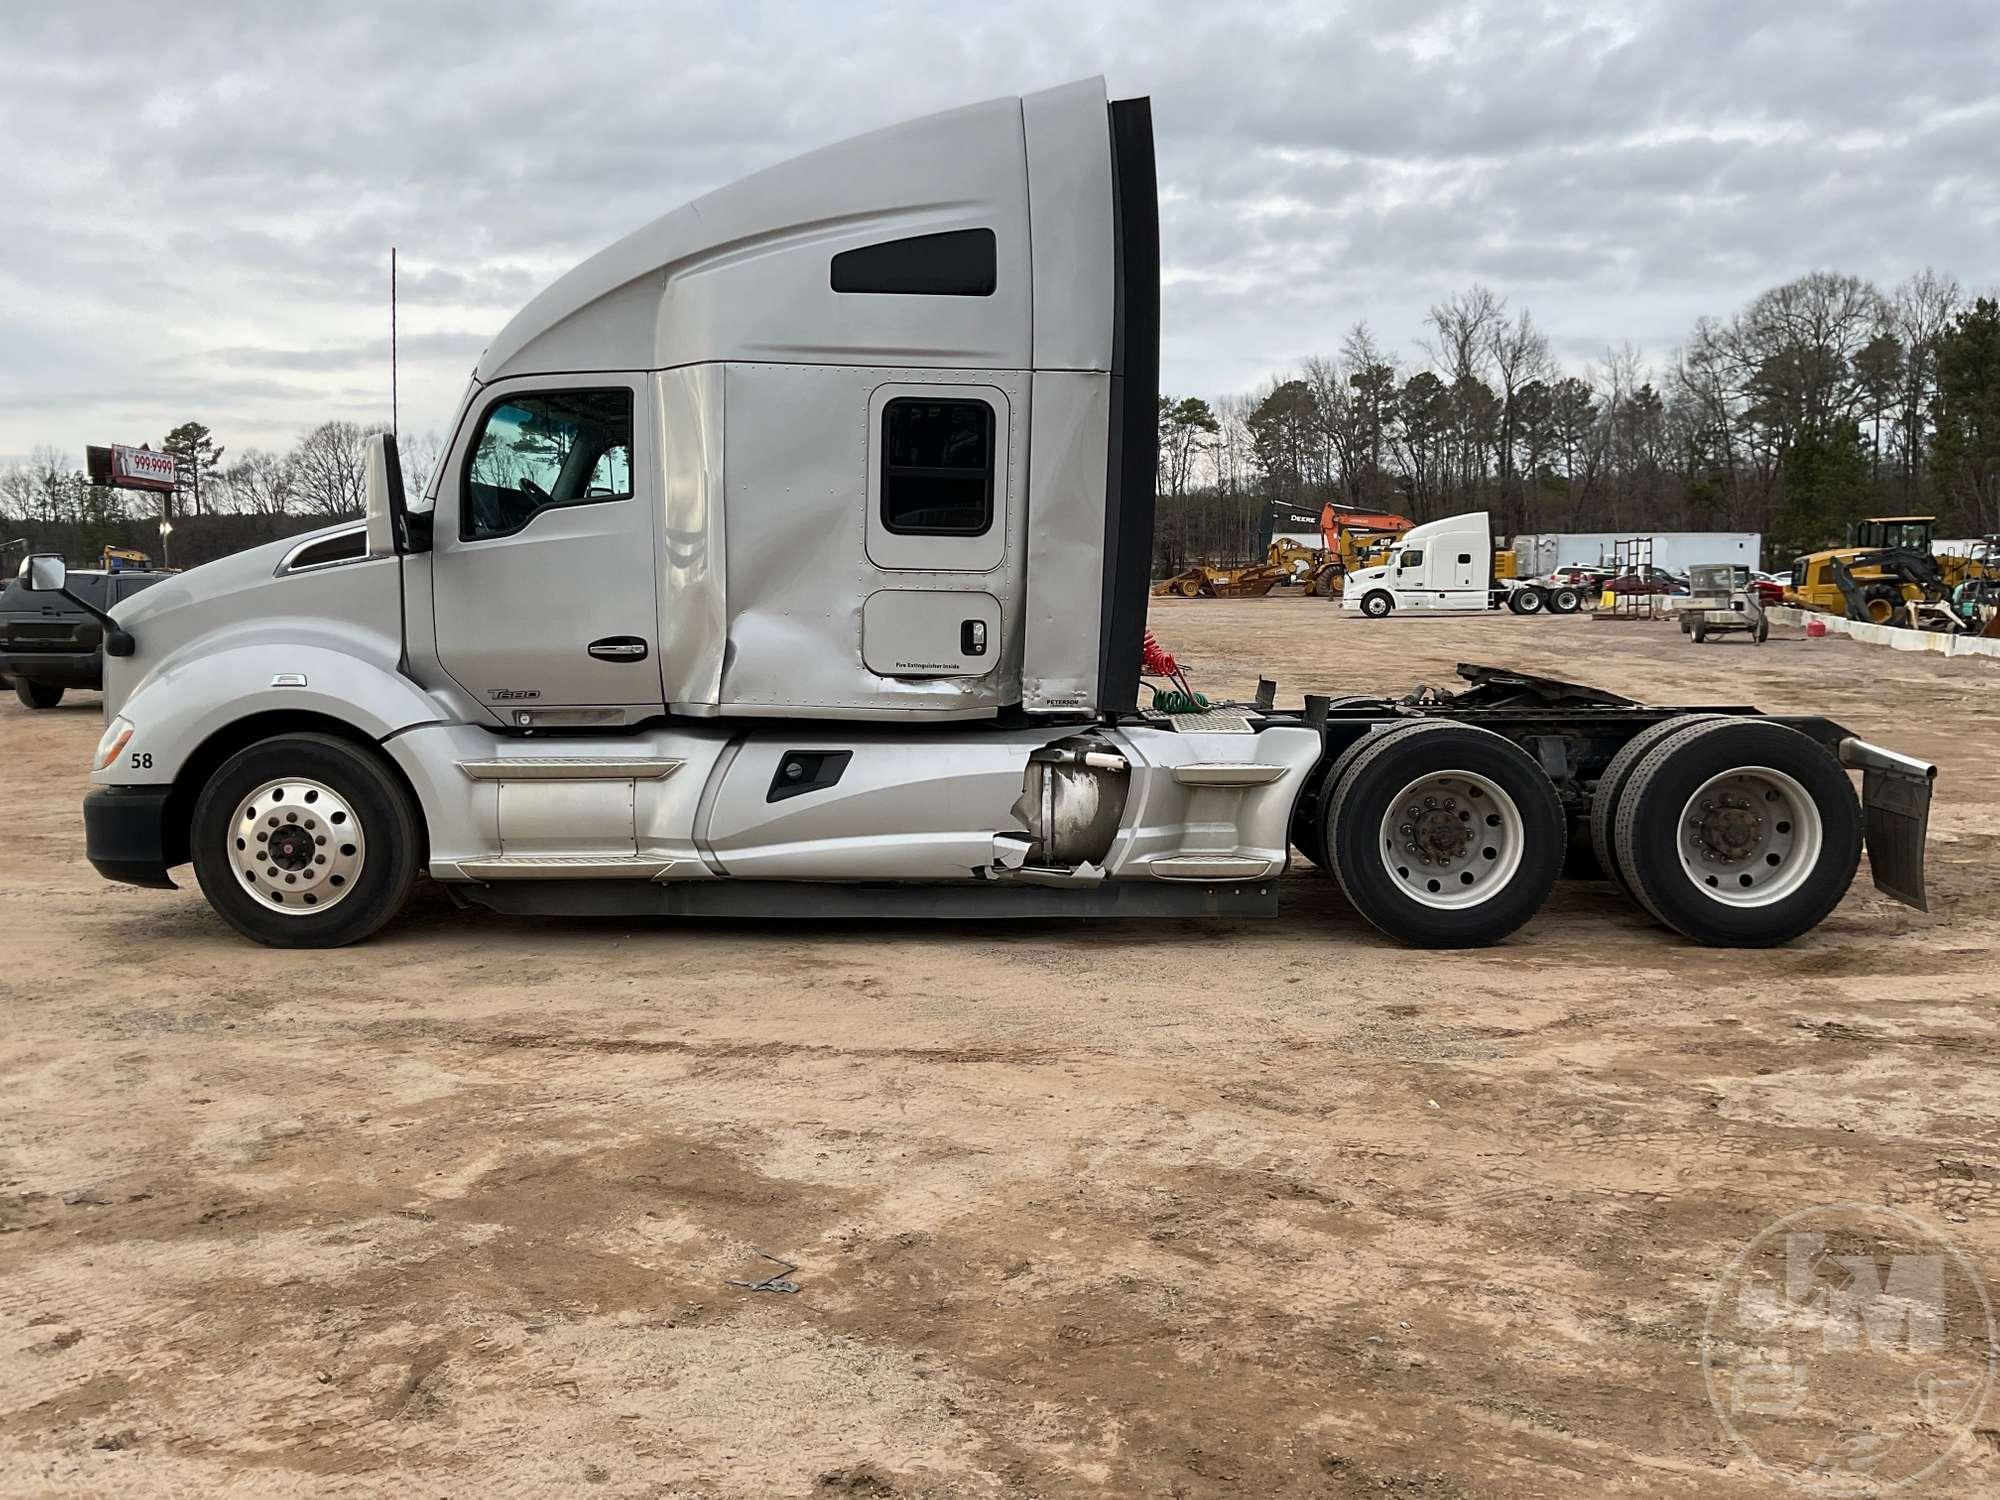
[3,601,1998,1498]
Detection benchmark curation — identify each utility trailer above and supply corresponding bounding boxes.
[28,78,1934,950]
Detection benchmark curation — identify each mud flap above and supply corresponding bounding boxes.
[1840,738,1936,911]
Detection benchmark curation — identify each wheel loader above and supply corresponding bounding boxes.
[1788,516,1988,624]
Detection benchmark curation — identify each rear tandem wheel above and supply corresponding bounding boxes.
[1610,718,1862,947]
[1320,720,1565,948]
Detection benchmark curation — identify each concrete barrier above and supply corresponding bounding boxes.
[1765,606,2000,660]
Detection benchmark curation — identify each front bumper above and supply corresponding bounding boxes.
[84,786,177,888]
[0,651,101,688]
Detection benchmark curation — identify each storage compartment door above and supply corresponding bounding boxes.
[862,590,1000,677]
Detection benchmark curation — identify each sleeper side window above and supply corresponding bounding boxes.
[462,388,633,542]
[880,397,994,537]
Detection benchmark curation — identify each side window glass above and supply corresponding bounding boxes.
[462,388,633,541]
[1400,548,1424,568]
[880,398,994,536]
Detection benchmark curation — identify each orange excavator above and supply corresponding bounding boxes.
[1153,503,1415,600]
[1291,504,1415,597]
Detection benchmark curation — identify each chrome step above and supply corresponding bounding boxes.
[1145,854,1279,880]
[456,757,684,782]
[459,856,678,880]
[1171,762,1288,787]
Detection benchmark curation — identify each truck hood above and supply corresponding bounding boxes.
[111,528,328,631]
[101,525,402,720]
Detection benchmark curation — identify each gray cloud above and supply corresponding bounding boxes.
[2,0,1995,464]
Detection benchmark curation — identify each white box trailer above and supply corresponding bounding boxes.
[1511,531,1762,577]
[24,78,1935,952]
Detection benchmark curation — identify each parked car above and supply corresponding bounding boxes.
[1604,567,1688,597]
[1548,566,1609,589]
[0,568,169,708]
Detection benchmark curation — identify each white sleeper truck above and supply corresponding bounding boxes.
[26,79,1934,950]
[1344,512,1586,617]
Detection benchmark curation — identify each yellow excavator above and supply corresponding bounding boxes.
[1788,517,1986,624]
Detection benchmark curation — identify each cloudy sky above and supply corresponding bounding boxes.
[3,0,1996,467]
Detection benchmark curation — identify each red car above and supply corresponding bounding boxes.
[1604,568,1688,596]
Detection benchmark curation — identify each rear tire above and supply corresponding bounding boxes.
[1359,590,1394,619]
[1508,587,1544,615]
[1589,715,1722,908]
[1691,618,1707,643]
[1548,586,1582,614]
[15,679,64,709]
[191,732,421,948]
[1323,721,1564,947]
[1611,719,1861,947]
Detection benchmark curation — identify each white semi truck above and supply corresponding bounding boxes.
[23,78,1935,951]
[1343,513,1587,617]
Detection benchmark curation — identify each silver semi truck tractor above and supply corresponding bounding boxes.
[26,78,1934,950]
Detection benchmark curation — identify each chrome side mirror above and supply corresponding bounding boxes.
[21,554,66,592]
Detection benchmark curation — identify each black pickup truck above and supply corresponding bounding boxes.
[0,569,169,708]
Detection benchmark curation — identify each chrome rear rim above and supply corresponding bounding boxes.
[1378,769,1524,909]
[227,777,365,915]
[1676,766,1822,908]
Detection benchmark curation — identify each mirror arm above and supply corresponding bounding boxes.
[60,587,136,657]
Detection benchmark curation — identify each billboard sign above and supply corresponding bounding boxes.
[86,444,179,493]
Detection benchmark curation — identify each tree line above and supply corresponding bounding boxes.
[1157,271,2000,572]
[0,421,443,571]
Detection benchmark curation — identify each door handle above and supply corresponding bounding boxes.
[587,636,650,662]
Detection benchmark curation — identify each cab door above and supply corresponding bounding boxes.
[429,375,663,719]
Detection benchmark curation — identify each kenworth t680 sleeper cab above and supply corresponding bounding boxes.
[27,78,1935,949]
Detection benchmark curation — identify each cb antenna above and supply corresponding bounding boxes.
[390,246,399,441]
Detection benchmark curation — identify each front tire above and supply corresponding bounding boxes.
[15,678,64,709]
[1323,721,1565,947]
[191,732,421,948]
[1611,719,1861,947]
[1359,590,1394,619]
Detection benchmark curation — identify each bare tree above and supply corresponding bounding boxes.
[292,421,376,519]
[1889,269,1961,501]
[216,449,299,517]
[398,429,447,500]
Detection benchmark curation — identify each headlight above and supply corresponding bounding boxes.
[94,716,135,772]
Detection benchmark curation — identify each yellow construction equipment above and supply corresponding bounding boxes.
[100,546,155,573]
[1151,504,1414,600]
[1787,517,1988,624]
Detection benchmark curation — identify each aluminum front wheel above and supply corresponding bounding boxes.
[1676,765,1822,908]
[1378,769,1525,909]
[227,777,366,915]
